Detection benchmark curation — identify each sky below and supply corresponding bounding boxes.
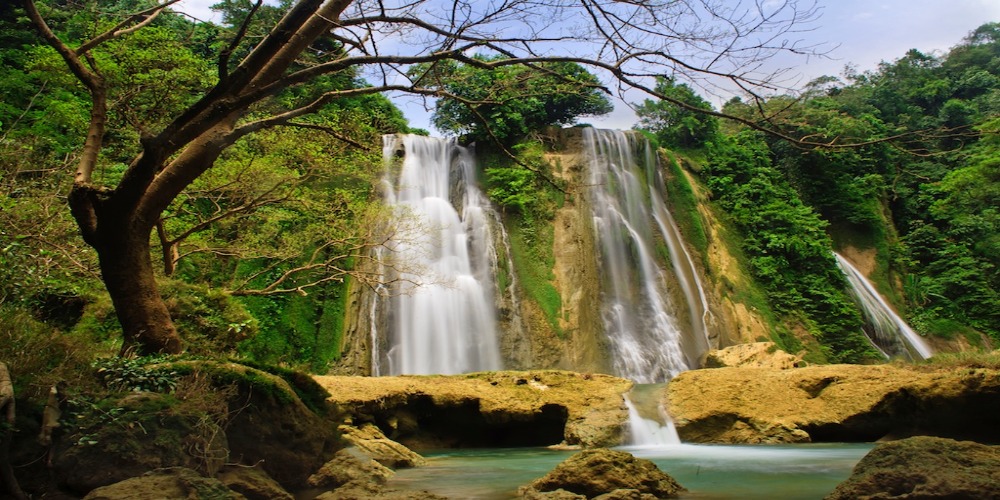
[174,0,1000,132]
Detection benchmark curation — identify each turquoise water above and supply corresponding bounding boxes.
[388,443,872,499]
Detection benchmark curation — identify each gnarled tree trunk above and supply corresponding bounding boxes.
[95,222,181,355]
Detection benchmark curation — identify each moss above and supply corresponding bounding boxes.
[661,150,709,256]
[508,217,563,337]
[235,360,333,415]
[481,140,565,338]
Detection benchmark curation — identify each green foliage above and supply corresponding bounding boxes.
[635,77,720,149]
[422,56,612,144]
[704,133,881,363]
[94,355,180,393]
[232,360,332,414]
[659,151,708,256]
[0,304,107,396]
[483,141,565,335]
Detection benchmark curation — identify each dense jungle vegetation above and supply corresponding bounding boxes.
[0,0,997,387]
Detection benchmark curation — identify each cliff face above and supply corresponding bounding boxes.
[497,127,608,373]
[335,128,774,376]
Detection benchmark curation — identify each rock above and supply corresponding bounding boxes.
[308,448,394,490]
[217,465,292,500]
[703,342,801,369]
[594,490,660,500]
[314,487,449,500]
[825,436,1000,499]
[339,423,426,468]
[56,362,340,494]
[190,362,340,489]
[83,467,242,500]
[315,371,633,449]
[56,393,229,494]
[668,364,1000,443]
[518,448,685,499]
[520,489,586,500]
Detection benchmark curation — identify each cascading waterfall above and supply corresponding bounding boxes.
[583,128,710,383]
[834,253,933,361]
[379,134,502,375]
[623,383,681,446]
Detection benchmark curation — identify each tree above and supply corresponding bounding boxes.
[635,77,719,148]
[423,57,612,144]
[21,0,847,354]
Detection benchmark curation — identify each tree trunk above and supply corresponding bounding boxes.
[0,362,26,500]
[97,225,182,355]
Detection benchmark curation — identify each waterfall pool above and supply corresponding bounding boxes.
[386,443,872,499]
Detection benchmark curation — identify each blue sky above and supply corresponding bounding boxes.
[174,0,1000,131]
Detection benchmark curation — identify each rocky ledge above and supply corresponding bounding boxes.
[668,363,1000,443]
[314,370,633,449]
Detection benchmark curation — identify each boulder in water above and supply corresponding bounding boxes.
[825,436,1000,499]
[308,447,394,491]
[518,448,685,499]
[339,423,426,468]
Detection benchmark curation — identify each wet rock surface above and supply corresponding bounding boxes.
[518,448,685,499]
[825,436,1000,499]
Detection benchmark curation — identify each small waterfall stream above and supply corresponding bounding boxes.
[583,128,710,383]
[379,135,502,375]
[624,383,681,446]
[834,253,933,361]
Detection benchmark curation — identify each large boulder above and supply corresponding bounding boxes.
[82,467,242,500]
[308,447,394,491]
[56,361,340,495]
[217,466,293,500]
[339,422,425,468]
[518,449,685,499]
[825,436,1000,499]
[668,364,1000,443]
[315,371,633,448]
[55,393,230,494]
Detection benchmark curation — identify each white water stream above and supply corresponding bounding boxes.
[380,135,502,375]
[834,252,933,361]
[583,129,710,383]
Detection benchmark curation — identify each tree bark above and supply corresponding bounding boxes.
[98,226,182,355]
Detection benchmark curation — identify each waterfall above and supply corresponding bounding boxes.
[379,134,502,375]
[623,383,680,446]
[583,128,710,382]
[834,253,933,361]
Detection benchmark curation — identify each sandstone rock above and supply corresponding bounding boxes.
[308,447,394,490]
[594,490,660,500]
[216,465,292,500]
[668,364,1000,444]
[825,436,1000,499]
[83,467,242,500]
[518,448,685,499]
[520,489,586,500]
[315,371,633,449]
[339,423,426,468]
[314,486,448,500]
[703,342,801,369]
